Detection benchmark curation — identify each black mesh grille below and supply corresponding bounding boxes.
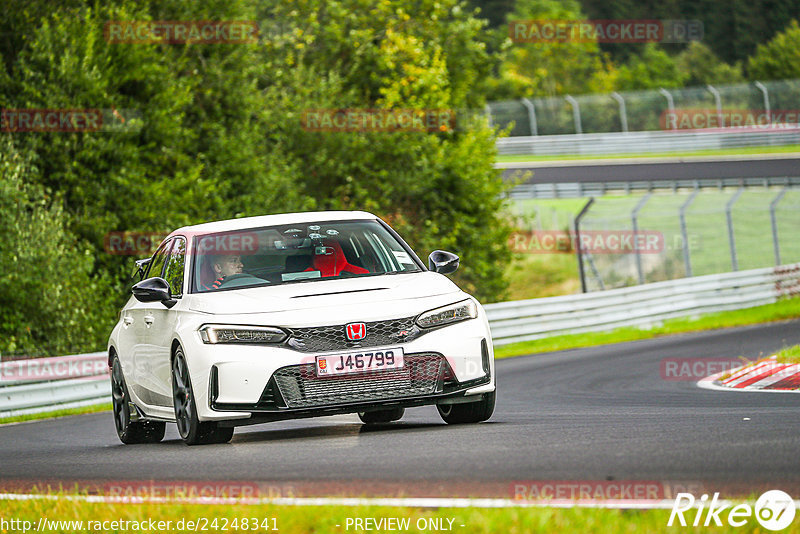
[286,316,421,353]
[272,353,452,409]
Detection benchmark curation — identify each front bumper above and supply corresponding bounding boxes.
[184,314,495,422]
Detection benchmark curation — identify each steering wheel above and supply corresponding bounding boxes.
[218,273,267,288]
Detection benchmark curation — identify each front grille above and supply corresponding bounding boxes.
[272,353,452,409]
[286,316,421,353]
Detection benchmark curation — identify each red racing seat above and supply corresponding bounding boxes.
[308,240,369,277]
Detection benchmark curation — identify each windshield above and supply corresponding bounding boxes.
[191,219,422,293]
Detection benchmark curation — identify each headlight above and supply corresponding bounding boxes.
[199,325,287,344]
[416,299,478,328]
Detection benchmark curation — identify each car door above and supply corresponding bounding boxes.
[133,239,172,407]
[146,236,187,407]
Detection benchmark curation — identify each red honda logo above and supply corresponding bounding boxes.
[346,322,366,341]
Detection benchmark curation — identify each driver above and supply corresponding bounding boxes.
[202,254,243,290]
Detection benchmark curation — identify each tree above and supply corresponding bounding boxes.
[676,42,743,87]
[489,0,617,99]
[748,20,800,80]
[0,138,112,355]
[259,0,513,301]
[616,43,687,90]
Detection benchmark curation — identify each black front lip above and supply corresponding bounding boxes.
[210,375,492,426]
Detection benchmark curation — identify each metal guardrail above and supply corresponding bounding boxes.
[506,177,800,199]
[496,128,800,156]
[2,263,799,417]
[484,263,800,346]
[0,352,109,418]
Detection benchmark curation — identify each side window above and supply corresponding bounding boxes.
[146,239,172,280]
[164,237,186,296]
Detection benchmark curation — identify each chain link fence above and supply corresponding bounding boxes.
[574,189,800,291]
[489,79,800,136]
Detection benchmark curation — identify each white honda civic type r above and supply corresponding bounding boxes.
[107,211,495,445]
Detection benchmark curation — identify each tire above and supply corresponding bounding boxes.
[172,347,234,445]
[110,355,166,444]
[437,391,495,424]
[358,408,405,424]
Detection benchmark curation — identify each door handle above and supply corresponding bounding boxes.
[144,315,155,326]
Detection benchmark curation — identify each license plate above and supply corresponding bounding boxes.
[315,348,404,377]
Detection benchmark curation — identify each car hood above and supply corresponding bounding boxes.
[186,272,463,317]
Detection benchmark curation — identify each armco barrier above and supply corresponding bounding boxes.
[496,128,800,156]
[0,352,108,418]
[484,263,800,345]
[1,263,798,417]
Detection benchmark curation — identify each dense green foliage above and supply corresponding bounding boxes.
[0,0,511,356]
[2,0,800,356]
[470,0,800,64]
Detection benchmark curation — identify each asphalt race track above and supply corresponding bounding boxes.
[2,320,799,498]
[499,155,800,184]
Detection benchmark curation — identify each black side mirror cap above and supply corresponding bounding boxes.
[428,250,460,275]
[132,277,176,307]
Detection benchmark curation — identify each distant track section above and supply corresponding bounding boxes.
[498,155,800,184]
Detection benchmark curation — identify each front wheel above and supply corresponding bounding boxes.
[437,391,495,424]
[111,356,165,444]
[172,347,234,445]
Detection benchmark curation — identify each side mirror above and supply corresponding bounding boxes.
[428,250,460,275]
[132,277,176,308]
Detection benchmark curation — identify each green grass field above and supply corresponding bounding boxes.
[1,497,795,533]
[775,344,800,364]
[505,191,800,298]
[0,403,111,426]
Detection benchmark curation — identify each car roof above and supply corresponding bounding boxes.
[169,210,379,238]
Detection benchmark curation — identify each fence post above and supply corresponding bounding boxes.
[611,92,628,132]
[679,189,699,278]
[485,104,493,128]
[632,193,652,285]
[521,98,538,136]
[659,88,675,130]
[706,84,723,127]
[565,95,582,134]
[726,188,744,271]
[770,188,787,266]
[754,81,771,126]
[575,198,595,293]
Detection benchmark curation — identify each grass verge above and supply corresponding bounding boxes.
[774,344,800,364]
[0,402,111,426]
[494,298,800,359]
[1,498,791,533]
[496,144,800,163]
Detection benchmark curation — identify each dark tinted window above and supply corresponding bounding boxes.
[192,220,421,293]
[164,237,186,296]
[146,239,172,279]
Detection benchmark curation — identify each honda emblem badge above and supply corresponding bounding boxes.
[346,322,367,341]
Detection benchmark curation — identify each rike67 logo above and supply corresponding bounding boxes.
[669,490,796,530]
